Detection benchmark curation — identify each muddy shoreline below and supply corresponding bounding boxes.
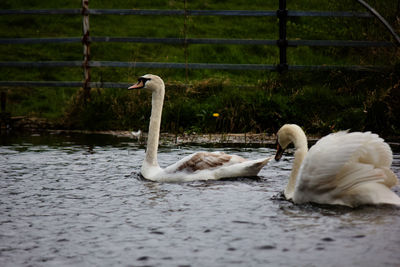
[0,116,318,145]
[48,130,288,145]
[3,116,400,148]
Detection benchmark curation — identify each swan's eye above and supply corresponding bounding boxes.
[139,77,151,84]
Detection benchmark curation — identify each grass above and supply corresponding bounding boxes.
[0,0,399,135]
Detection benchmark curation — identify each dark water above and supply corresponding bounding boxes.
[1,133,400,267]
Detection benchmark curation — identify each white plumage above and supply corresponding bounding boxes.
[128,74,272,182]
[275,124,400,207]
[131,129,142,138]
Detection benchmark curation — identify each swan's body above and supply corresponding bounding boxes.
[275,124,400,207]
[131,129,142,138]
[128,74,271,182]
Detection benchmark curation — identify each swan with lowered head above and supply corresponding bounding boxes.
[128,74,272,182]
[275,124,400,207]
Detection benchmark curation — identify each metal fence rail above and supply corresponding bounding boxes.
[0,37,394,47]
[0,0,399,90]
[0,81,130,88]
[0,60,388,75]
[0,62,388,89]
[0,9,373,17]
[0,61,277,70]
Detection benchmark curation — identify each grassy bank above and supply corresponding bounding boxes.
[62,68,400,136]
[0,0,399,135]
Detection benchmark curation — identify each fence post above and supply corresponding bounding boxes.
[184,0,189,83]
[82,0,91,103]
[277,0,288,72]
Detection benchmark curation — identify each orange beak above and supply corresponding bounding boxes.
[128,79,145,90]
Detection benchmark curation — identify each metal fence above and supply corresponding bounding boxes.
[0,0,399,91]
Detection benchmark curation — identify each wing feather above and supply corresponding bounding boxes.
[294,131,398,206]
[166,152,246,173]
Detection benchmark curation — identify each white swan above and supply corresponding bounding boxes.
[128,74,272,182]
[275,124,400,207]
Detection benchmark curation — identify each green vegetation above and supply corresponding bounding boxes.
[0,0,399,135]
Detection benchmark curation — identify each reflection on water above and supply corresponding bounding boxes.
[0,132,400,267]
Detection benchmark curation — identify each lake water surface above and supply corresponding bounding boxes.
[1,133,400,267]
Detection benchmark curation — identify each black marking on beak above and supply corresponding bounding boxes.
[128,77,150,90]
[275,140,285,161]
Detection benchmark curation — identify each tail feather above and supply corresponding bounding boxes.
[347,182,400,206]
[299,162,400,207]
[243,156,273,176]
[333,165,400,206]
[214,156,272,178]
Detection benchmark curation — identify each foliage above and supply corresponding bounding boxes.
[60,67,400,136]
[0,0,399,135]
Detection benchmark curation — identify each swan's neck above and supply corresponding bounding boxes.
[285,136,308,200]
[145,87,165,167]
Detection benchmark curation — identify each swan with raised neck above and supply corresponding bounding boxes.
[129,74,164,178]
[128,74,272,182]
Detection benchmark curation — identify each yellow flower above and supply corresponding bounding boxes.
[213,113,220,117]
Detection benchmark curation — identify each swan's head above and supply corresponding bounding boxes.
[275,124,306,161]
[128,74,165,92]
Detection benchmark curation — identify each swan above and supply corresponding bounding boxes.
[131,129,142,140]
[275,124,400,207]
[128,74,272,182]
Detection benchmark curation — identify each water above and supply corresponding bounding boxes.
[1,133,400,267]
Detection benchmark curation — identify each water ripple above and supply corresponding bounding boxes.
[0,134,399,267]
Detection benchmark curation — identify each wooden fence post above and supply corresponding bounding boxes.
[277,0,288,72]
[184,0,189,83]
[82,0,91,103]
